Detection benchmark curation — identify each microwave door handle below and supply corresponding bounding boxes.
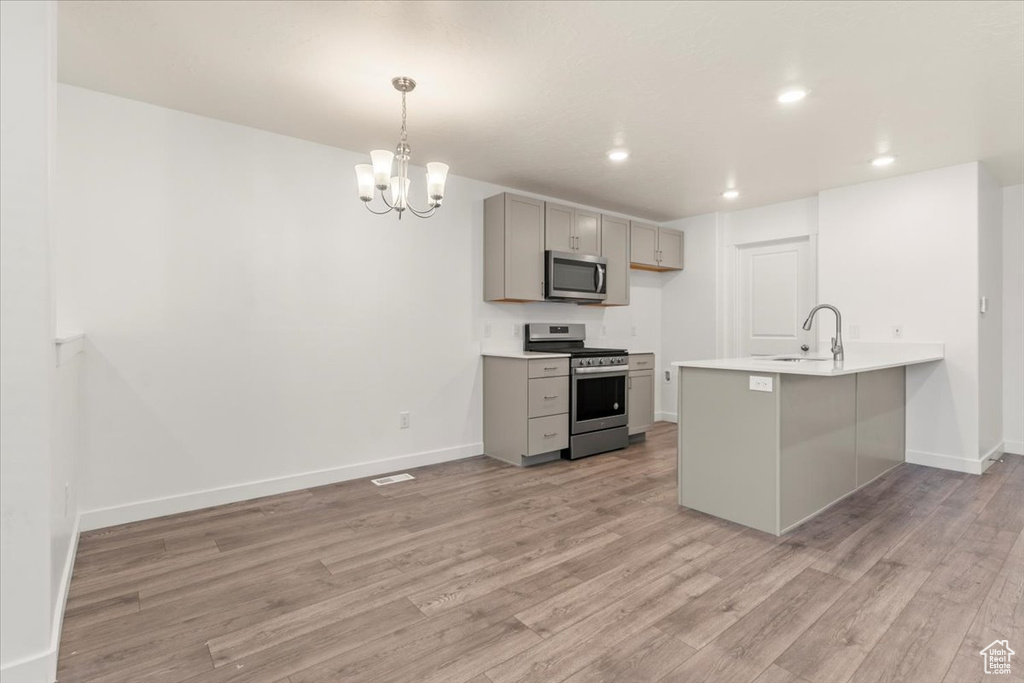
[595,263,605,294]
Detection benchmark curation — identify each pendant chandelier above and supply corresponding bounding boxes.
[354,77,449,219]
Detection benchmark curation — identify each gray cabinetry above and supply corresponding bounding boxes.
[629,221,659,267]
[599,215,630,306]
[630,222,684,271]
[656,227,684,270]
[484,356,570,466]
[628,353,655,437]
[546,203,601,256]
[484,193,545,302]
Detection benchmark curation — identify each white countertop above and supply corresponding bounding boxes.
[481,350,571,360]
[671,342,944,377]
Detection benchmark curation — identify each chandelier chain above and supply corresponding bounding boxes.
[400,91,408,146]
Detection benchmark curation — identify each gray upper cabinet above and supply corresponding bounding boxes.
[484,193,545,302]
[575,209,601,255]
[600,215,630,306]
[544,203,574,252]
[546,203,601,256]
[657,228,684,270]
[630,222,684,271]
[630,221,659,267]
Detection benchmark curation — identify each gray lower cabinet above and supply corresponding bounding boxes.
[484,356,569,466]
[599,215,630,306]
[628,354,655,436]
[630,222,684,271]
[484,193,545,302]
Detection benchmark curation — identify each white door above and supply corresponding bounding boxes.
[735,237,816,356]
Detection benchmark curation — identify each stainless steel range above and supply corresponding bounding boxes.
[525,323,629,459]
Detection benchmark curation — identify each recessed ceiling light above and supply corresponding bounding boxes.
[871,154,896,167]
[777,88,808,104]
[607,150,629,162]
[722,189,740,200]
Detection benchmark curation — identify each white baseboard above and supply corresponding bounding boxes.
[0,653,52,683]
[80,442,483,531]
[656,412,678,424]
[905,445,1000,475]
[0,513,79,683]
[1004,439,1024,456]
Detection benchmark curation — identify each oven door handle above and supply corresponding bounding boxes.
[574,366,628,375]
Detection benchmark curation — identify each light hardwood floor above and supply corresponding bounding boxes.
[58,423,1023,683]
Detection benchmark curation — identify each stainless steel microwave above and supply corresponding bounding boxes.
[545,251,608,302]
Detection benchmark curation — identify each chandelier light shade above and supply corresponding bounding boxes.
[356,77,448,219]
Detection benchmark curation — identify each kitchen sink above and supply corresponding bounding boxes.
[760,355,833,362]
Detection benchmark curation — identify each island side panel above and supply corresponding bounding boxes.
[678,367,780,535]
[779,374,857,532]
[855,367,906,486]
[483,357,528,465]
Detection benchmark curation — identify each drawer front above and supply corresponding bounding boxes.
[629,354,655,371]
[528,414,569,455]
[528,358,569,378]
[528,377,570,418]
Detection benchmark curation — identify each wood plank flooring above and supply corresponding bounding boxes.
[58,423,1023,683]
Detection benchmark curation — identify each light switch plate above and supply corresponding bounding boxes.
[749,375,773,392]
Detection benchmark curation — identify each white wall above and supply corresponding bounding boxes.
[0,2,60,681]
[818,163,982,471]
[1004,184,1024,456]
[978,165,1003,458]
[51,348,81,607]
[659,212,720,421]
[718,197,819,358]
[55,85,663,529]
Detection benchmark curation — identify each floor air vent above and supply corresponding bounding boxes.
[371,473,415,486]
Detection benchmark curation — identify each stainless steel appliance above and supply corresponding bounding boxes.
[525,323,628,459]
[545,251,608,302]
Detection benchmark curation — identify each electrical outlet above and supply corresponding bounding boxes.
[849,324,860,340]
[399,412,410,429]
[513,325,520,338]
[749,375,773,392]
[601,325,607,338]
[664,370,671,383]
[892,325,903,339]
[631,325,638,337]
[483,323,492,338]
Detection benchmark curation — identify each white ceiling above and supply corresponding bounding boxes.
[58,1,1024,221]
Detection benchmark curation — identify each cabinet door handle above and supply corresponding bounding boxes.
[637,361,649,366]
[543,366,559,371]
[543,395,558,400]
[543,432,558,438]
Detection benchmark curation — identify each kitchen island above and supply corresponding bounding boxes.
[672,343,944,535]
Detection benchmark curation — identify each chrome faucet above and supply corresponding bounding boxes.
[802,304,844,361]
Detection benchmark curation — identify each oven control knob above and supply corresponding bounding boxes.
[599,358,607,365]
